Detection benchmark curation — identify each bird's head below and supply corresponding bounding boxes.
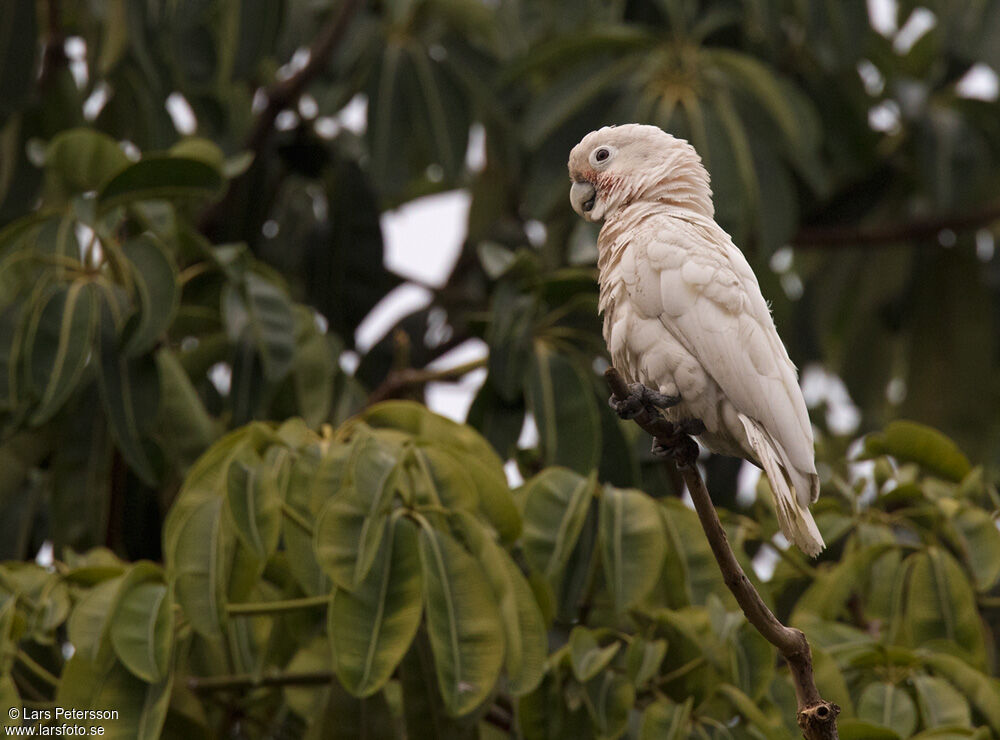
[568,124,714,222]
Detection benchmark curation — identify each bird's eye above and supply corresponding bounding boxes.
[595,148,610,162]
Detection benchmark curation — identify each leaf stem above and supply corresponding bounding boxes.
[226,594,329,616]
[187,669,334,692]
[16,650,59,688]
[281,501,315,536]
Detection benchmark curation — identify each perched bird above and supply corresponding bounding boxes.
[568,124,825,556]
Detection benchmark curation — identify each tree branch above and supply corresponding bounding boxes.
[366,357,487,406]
[198,0,365,237]
[38,0,67,87]
[605,367,840,740]
[792,199,1000,248]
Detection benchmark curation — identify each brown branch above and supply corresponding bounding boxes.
[188,670,335,693]
[198,0,364,236]
[366,357,487,406]
[792,199,1000,248]
[605,367,840,740]
[38,0,67,87]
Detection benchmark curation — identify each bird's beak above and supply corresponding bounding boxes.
[570,180,597,220]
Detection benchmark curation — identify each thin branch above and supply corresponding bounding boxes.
[792,199,1000,248]
[605,367,840,740]
[226,594,329,616]
[366,357,487,406]
[188,670,335,693]
[198,0,365,236]
[38,0,67,87]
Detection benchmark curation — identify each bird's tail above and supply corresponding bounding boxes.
[739,416,825,557]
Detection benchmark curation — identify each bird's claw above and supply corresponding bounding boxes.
[608,383,680,420]
[651,433,700,469]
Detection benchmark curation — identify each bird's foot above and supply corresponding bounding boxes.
[608,383,680,420]
[651,418,704,469]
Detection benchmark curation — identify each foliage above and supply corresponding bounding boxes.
[1,0,1000,738]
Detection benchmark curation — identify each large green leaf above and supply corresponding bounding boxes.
[896,548,986,669]
[329,516,423,697]
[398,630,478,740]
[121,235,179,356]
[314,433,399,590]
[94,301,159,485]
[225,451,283,564]
[45,129,130,196]
[918,651,1000,733]
[98,156,224,210]
[912,675,972,728]
[521,467,596,584]
[417,522,505,715]
[56,655,171,740]
[223,273,296,382]
[109,578,173,683]
[583,670,634,740]
[569,626,620,682]
[599,485,666,612]
[864,421,972,482]
[27,280,98,425]
[154,348,215,470]
[528,342,601,473]
[856,681,917,736]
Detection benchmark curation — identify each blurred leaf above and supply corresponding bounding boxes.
[912,675,972,728]
[398,630,478,740]
[528,341,601,473]
[27,280,98,425]
[154,348,215,470]
[639,697,693,740]
[583,670,633,739]
[521,467,595,583]
[45,129,130,196]
[569,626,619,682]
[625,637,667,687]
[109,578,173,683]
[864,421,972,482]
[121,235,179,356]
[417,521,505,715]
[856,681,917,736]
[98,157,223,210]
[329,516,423,697]
[225,454,282,564]
[599,485,666,612]
[224,273,296,382]
[838,721,902,740]
[918,651,1000,733]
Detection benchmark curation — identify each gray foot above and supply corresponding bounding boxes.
[608,383,680,420]
[651,434,700,468]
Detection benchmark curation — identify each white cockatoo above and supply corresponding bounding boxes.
[568,124,824,556]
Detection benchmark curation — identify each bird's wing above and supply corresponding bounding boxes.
[644,217,816,479]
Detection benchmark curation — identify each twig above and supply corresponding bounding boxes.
[226,594,329,616]
[198,0,365,236]
[605,367,840,740]
[188,670,334,693]
[792,199,1000,248]
[38,0,67,87]
[366,357,487,406]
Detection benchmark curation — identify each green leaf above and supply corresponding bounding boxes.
[66,576,124,666]
[946,504,1000,591]
[836,721,903,740]
[912,675,972,728]
[716,683,786,740]
[410,444,479,512]
[27,280,98,425]
[292,309,336,427]
[109,579,173,683]
[897,548,986,669]
[599,486,666,612]
[0,674,17,729]
[223,274,296,382]
[417,522,505,716]
[166,497,229,640]
[94,300,159,485]
[121,235,179,356]
[521,467,595,583]
[486,287,535,402]
[639,697,693,740]
[225,452,283,564]
[282,446,330,596]
[583,671,634,740]
[625,637,667,687]
[448,511,546,696]
[398,630,478,740]
[528,341,601,473]
[0,0,37,122]
[45,128,130,195]
[569,626,620,682]
[918,651,1000,733]
[329,516,423,697]
[56,655,171,740]
[864,421,972,482]
[856,682,917,736]
[154,348,215,470]
[314,434,399,590]
[98,156,224,210]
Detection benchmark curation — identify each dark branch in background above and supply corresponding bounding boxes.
[792,198,1000,248]
[38,0,67,87]
[605,367,840,740]
[199,0,365,235]
[366,357,487,407]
